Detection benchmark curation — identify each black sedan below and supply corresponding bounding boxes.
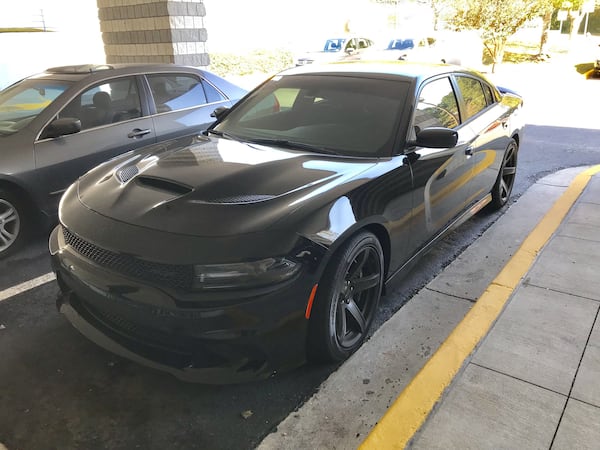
[49,62,523,383]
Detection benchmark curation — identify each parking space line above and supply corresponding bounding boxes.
[0,272,56,303]
[359,165,600,450]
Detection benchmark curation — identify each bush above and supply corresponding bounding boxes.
[209,49,294,77]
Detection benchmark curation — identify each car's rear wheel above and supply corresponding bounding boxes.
[307,231,384,363]
[489,139,518,210]
[0,189,27,259]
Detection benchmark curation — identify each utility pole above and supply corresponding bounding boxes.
[36,9,47,31]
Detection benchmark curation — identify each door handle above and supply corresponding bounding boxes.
[465,147,473,156]
[128,128,151,139]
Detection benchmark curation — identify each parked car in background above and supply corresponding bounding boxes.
[295,36,375,65]
[361,36,443,63]
[50,61,523,384]
[0,63,247,257]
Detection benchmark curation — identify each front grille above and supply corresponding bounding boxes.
[62,227,194,290]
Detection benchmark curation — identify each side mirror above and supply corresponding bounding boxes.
[211,106,229,119]
[41,117,81,139]
[408,127,458,149]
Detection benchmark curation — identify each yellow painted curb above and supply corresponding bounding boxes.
[360,165,600,450]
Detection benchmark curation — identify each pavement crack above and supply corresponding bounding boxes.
[424,287,476,303]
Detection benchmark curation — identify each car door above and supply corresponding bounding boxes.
[405,75,476,258]
[146,73,234,142]
[33,75,156,212]
[452,74,511,203]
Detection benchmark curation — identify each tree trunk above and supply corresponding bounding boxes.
[538,10,552,55]
[490,37,506,74]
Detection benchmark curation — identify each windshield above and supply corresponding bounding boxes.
[387,39,415,50]
[0,79,71,136]
[324,38,346,52]
[213,74,409,157]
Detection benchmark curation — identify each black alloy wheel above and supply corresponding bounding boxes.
[490,139,518,210]
[0,189,26,259]
[308,231,384,363]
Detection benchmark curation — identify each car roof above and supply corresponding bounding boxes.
[27,63,210,82]
[279,60,478,83]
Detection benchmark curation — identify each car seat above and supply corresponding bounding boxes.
[91,91,114,126]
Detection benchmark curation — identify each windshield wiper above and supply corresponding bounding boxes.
[246,138,339,155]
[206,129,240,141]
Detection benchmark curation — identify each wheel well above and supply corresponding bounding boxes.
[511,133,519,148]
[0,180,37,216]
[363,223,391,278]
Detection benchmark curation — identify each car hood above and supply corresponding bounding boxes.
[76,135,376,236]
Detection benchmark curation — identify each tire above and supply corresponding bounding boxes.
[0,189,27,259]
[307,231,384,363]
[489,139,518,210]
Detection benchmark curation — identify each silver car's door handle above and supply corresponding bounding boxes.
[465,147,473,156]
[128,128,151,139]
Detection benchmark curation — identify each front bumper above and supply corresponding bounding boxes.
[50,225,318,384]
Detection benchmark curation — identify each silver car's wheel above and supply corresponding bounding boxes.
[0,191,23,258]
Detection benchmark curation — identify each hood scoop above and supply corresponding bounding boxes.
[135,176,193,195]
[204,194,275,204]
[116,165,139,183]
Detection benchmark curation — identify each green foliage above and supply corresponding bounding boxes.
[0,28,47,33]
[209,49,294,77]
[449,0,550,71]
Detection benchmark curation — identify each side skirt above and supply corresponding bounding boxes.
[384,193,492,287]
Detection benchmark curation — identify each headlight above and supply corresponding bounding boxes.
[193,257,301,290]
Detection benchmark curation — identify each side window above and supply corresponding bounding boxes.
[346,38,357,51]
[201,79,226,103]
[482,83,495,105]
[60,77,141,130]
[414,77,460,132]
[456,76,488,121]
[147,74,207,113]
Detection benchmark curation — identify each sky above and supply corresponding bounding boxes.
[0,0,435,87]
[0,0,100,31]
[0,0,103,88]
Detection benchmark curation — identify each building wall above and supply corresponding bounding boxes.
[96,0,209,66]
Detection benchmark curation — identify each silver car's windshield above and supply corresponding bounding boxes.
[214,74,409,157]
[0,79,71,136]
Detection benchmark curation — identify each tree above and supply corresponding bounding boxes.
[564,0,588,38]
[450,0,548,72]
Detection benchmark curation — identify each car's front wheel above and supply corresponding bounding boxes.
[0,189,27,258]
[489,139,518,210]
[307,231,384,363]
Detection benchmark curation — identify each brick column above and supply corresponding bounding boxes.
[97,0,209,67]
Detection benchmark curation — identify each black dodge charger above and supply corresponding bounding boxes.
[49,62,523,383]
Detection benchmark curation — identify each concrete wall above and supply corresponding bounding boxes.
[96,0,209,66]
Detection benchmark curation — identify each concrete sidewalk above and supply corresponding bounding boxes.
[408,167,600,449]
[258,166,600,449]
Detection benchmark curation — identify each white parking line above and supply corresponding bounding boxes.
[0,272,56,303]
